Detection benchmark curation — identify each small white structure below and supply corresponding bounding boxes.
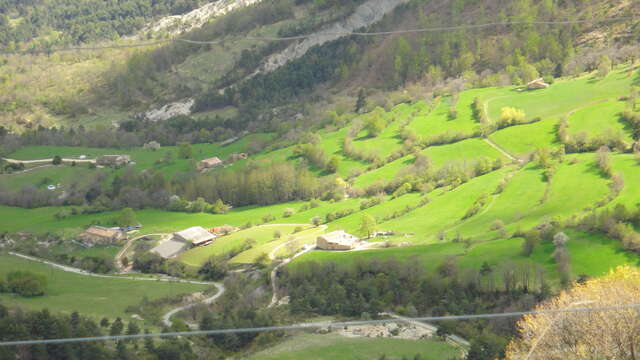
[79,155,87,160]
[174,226,216,247]
[199,157,223,169]
[316,230,359,251]
[47,185,56,191]
[527,78,550,90]
[152,226,216,258]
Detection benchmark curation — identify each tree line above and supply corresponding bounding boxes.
[0,305,197,360]
[282,257,552,360]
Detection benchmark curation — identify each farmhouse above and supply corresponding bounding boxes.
[174,226,216,247]
[96,155,131,167]
[79,226,124,245]
[316,231,359,251]
[527,78,550,90]
[199,157,223,169]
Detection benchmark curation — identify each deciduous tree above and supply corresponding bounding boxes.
[507,265,640,359]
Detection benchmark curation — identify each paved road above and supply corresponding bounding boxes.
[162,282,225,327]
[1,157,96,164]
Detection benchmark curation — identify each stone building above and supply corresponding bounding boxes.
[79,226,124,245]
[316,230,359,251]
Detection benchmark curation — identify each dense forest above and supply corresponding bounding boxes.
[282,257,550,360]
[0,0,205,47]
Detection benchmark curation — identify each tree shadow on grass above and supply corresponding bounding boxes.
[584,159,609,180]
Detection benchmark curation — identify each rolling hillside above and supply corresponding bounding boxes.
[2,1,640,358]
[2,66,640,289]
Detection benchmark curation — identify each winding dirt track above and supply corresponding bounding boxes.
[7,252,224,328]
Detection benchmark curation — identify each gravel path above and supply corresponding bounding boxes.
[8,252,224,328]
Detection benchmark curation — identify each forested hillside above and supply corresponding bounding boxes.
[107,0,640,130]
[0,0,205,47]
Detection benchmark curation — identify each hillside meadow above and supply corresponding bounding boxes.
[0,254,210,320]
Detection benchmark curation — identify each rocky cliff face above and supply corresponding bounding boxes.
[140,0,264,37]
[143,0,408,118]
[257,0,410,74]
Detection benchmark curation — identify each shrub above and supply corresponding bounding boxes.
[490,219,505,231]
[283,208,294,218]
[6,271,47,297]
[311,216,322,226]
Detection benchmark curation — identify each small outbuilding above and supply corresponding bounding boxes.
[527,78,550,90]
[227,153,248,163]
[80,226,124,245]
[199,157,223,169]
[316,231,359,251]
[174,226,216,247]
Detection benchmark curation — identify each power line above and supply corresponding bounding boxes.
[0,15,636,55]
[1,303,639,346]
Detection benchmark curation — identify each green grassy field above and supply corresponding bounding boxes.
[295,230,638,287]
[0,254,210,319]
[610,154,640,208]
[6,134,272,176]
[451,154,610,239]
[405,97,477,139]
[567,100,631,141]
[379,167,510,243]
[485,69,634,122]
[248,333,459,360]
[353,137,508,188]
[489,118,559,155]
[0,164,101,191]
[0,200,315,235]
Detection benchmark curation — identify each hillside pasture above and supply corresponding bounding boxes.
[567,100,632,141]
[378,168,509,243]
[485,69,632,122]
[6,135,271,176]
[353,137,508,188]
[0,164,100,191]
[404,97,477,139]
[295,230,638,287]
[179,224,309,267]
[0,254,209,319]
[489,118,559,156]
[610,154,640,209]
